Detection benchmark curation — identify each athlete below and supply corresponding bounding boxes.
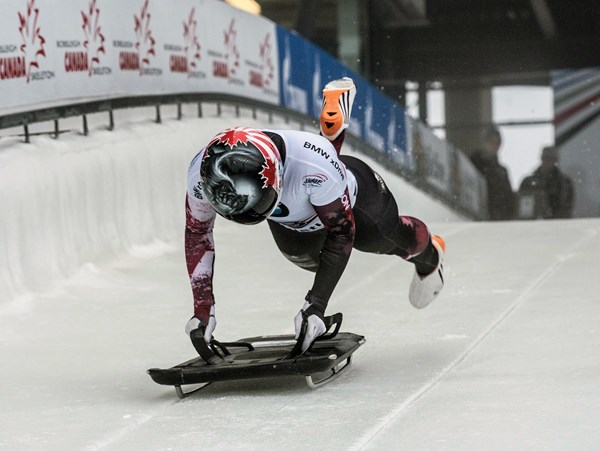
[184,78,446,355]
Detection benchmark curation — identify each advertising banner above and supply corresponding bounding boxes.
[276,26,408,165]
[0,0,61,110]
[406,116,451,194]
[0,0,279,113]
[553,68,600,145]
[552,68,600,217]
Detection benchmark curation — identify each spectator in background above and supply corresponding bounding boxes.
[517,146,574,219]
[470,126,515,220]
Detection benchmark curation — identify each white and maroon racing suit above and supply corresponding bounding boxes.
[185,130,436,325]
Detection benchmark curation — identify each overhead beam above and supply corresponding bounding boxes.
[371,31,600,81]
[528,0,557,39]
[378,71,551,88]
[378,0,428,27]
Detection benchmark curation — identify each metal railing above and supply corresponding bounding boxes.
[0,93,485,220]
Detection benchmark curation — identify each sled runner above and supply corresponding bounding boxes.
[148,313,365,398]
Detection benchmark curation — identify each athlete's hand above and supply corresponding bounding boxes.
[294,301,326,353]
[185,305,216,343]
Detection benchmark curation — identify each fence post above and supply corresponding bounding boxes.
[155,105,162,123]
[23,124,30,143]
[197,102,203,118]
[177,103,182,120]
[82,115,89,136]
[54,119,60,138]
[108,110,114,130]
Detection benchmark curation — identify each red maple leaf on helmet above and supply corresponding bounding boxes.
[209,128,251,150]
[260,160,277,188]
[260,160,277,189]
[207,128,280,190]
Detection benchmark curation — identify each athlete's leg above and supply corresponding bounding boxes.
[341,155,445,308]
[341,156,437,265]
[340,156,445,308]
[267,220,326,272]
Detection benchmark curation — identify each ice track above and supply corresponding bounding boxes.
[1,111,600,450]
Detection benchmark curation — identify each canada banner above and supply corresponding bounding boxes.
[0,0,55,111]
[0,0,279,113]
[0,0,401,164]
[155,0,278,99]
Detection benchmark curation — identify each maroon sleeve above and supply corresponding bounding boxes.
[185,196,216,324]
[308,188,355,310]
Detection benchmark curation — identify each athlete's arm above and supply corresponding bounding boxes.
[185,194,217,325]
[307,188,355,311]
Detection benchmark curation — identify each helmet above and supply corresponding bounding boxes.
[200,127,282,225]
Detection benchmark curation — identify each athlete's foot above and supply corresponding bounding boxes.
[409,235,445,309]
[320,77,356,141]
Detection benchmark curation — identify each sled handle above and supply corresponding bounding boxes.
[190,329,221,364]
[319,312,343,340]
[190,329,255,364]
[288,312,343,358]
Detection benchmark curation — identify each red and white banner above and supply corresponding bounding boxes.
[0,0,279,114]
[553,68,600,144]
[552,68,600,217]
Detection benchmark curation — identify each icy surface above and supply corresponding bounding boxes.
[1,109,599,450]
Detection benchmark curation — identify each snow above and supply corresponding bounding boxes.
[1,106,599,450]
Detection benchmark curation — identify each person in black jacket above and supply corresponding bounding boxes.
[470,127,515,220]
[517,146,574,219]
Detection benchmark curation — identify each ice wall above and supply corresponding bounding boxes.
[0,109,463,306]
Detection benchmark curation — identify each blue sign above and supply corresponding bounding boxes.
[276,26,407,165]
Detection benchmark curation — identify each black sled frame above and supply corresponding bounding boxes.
[148,313,365,398]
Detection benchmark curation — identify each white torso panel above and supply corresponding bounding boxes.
[187,130,357,232]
